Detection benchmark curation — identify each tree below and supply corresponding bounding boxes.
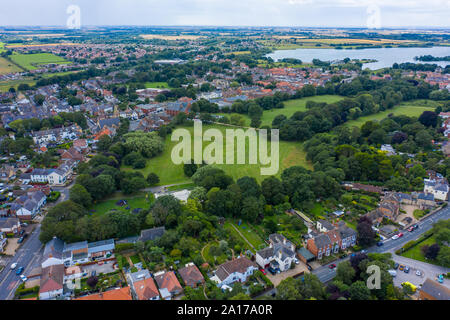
[276,278,302,300]
[121,177,147,195]
[87,276,98,288]
[349,281,371,300]
[146,173,160,186]
[418,111,438,127]
[241,196,262,223]
[425,243,440,260]
[69,184,92,208]
[357,216,376,247]
[97,135,113,152]
[335,261,355,286]
[183,161,198,177]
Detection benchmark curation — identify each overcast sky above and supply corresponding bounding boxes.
[0,0,449,28]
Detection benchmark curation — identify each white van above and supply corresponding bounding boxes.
[388,270,397,277]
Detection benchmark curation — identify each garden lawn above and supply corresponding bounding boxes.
[233,221,266,251]
[345,102,436,128]
[10,53,71,71]
[144,81,170,89]
[125,123,312,185]
[90,193,152,217]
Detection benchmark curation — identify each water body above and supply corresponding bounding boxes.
[266,46,450,70]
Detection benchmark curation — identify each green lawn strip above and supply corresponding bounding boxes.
[125,123,312,185]
[401,236,441,265]
[166,183,196,191]
[144,81,171,89]
[233,221,266,251]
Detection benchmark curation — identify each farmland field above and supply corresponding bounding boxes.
[345,102,436,128]
[124,123,312,185]
[0,57,22,75]
[10,53,71,71]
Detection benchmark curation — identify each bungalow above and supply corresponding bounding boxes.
[39,264,65,300]
[127,269,160,300]
[154,271,183,300]
[211,256,258,288]
[178,263,205,288]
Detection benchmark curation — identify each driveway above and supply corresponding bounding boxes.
[392,254,450,289]
[82,261,117,276]
[266,263,309,287]
[4,238,20,256]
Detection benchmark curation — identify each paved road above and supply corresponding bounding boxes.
[0,225,44,300]
[313,203,450,284]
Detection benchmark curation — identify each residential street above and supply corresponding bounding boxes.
[313,203,450,284]
[0,224,43,300]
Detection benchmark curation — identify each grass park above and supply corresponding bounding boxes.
[345,100,437,128]
[10,53,71,71]
[144,81,171,89]
[89,192,153,217]
[124,123,312,185]
[401,235,437,264]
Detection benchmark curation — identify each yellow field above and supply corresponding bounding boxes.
[0,57,22,75]
[140,34,205,40]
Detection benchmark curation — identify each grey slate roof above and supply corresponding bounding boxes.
[43,237,65,261]
[138,227,165,242]
[420,278,450,300]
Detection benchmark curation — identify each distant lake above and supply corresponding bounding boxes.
[266,46,450,70]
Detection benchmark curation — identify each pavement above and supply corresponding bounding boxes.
[0,224,43,300]
[312,202,450,285]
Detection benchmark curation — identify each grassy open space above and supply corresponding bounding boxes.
[144,81,170,89]
[0,78,36,92]
[0,42,5,53]
[232,220,266,251]
[0,57,22,75]
[89,192,152,217]
[401,236,437,264]
[345,102,436,128]
[124,123,312,185]
[215,95,344,127]
[10,53,71,71]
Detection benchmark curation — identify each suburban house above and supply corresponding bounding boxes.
[178,263,205,288]
[127,269,160,300]
[39,264,65,300]
[75,287,133,300]
[424,178,449,201]
[211,256,258,288]
[10,190,47,220]
[255,233,296,272]
[30,167,70,186]
[336,221,357,250]
[419,278,450,300]
[154,271,183,300]
[307,221,356,259]
[0,217,21,234]
[42,237,65,268]
[307,233,332,260]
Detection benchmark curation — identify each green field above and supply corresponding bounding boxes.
[0,78,36,92]
[124,123,312,185]
[345,102,436,128]
[0,42,5,53]
[144,81,170,89]
[401,236,437,264]
[90,192,152,217]
[0,57,22,75]
[10,53,71,71]
[215,95,344,127]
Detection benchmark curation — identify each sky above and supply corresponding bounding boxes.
[0,0,449,28]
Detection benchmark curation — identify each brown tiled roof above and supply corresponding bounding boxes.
[178,264,205,287]
[215,257,257,281]
[40,264,64,294]
[154,271,182,293]
[134,278,159,300]
[75,287,132,300]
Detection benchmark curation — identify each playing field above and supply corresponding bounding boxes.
[10,53,71,71]
[214,95,344,127]
[144,82,170,89]
[0,57,22,75]
[124,123,312,185]
[345,102,436,128]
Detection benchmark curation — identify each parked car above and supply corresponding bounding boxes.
[399,264,405,271]
[408,226,414,232]
[391,234,400,240]
[404,266,410,273]
[329,264,336,269]
[388,270,397,277]
[361,250,368,254]
[377,241,384,247]
[394,263,399,270]
[307,265,312,271]
[413,224,419,230]
[294,258,300,265]
[19,230,25,236]
[10,263,17,270]
[416,270,421,276]
[437,274,444,283]
[17,237,24,244]
[268,267,277,275]
[15,267,24,275]
[259,268,267,276]
[19,275,27,282]
[398,233,404,238]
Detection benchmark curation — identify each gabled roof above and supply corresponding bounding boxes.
[40,264,64,294]
[154,271,182,293]
[134,277,159,300]
[421,278,450,300]
[214,257,257,281]
[138,226,165,242]
[43,237,65,261]
[75,287,132,300]
[178,263,205,287]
